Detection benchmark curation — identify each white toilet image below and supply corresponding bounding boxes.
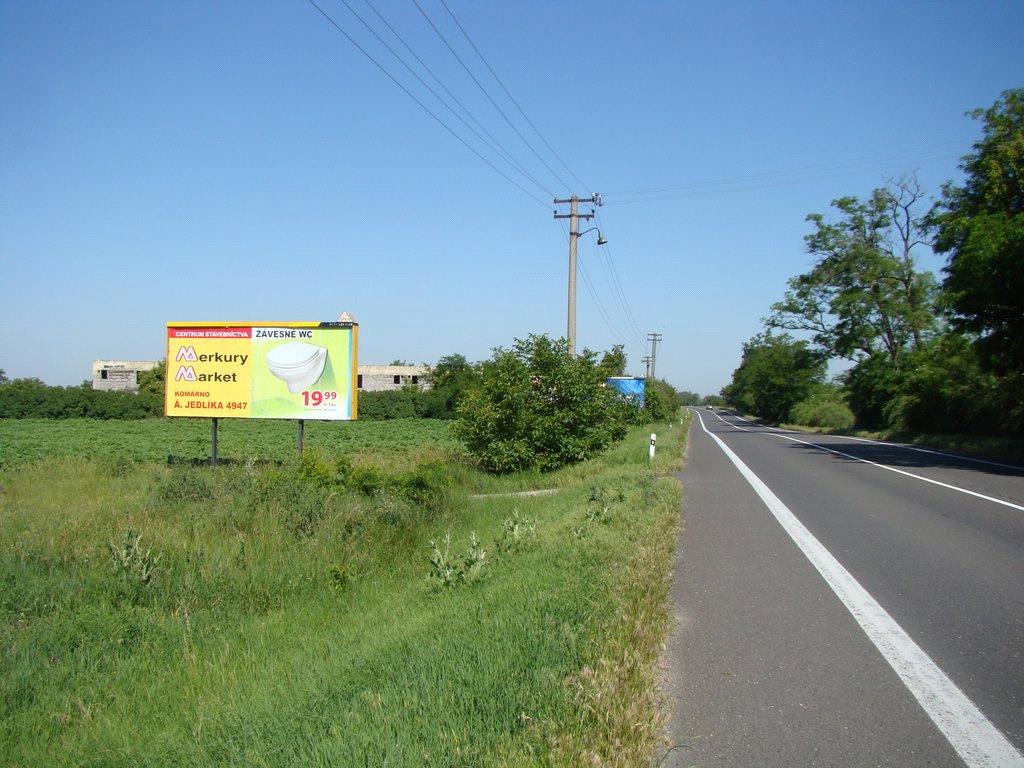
[265,342,328,394]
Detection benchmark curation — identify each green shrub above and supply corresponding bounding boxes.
[393,460,455,512]
[154,468,214,503]
[842,355,905,430]
[357,388,423,420]
[0,378,162,419]
[345,464,388,496]
[789,388,855,429]
[454,335,629,473]
[644,379,682,422]
[882,333,1020,436]
[296,451,335,487]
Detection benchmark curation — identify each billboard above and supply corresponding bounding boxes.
[607,376,646,407]
[165,321,358,420]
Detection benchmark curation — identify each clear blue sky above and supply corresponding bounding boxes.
[1,1,1020,395]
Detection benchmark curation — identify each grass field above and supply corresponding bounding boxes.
[0,416,687,766]
[0,417,459,467]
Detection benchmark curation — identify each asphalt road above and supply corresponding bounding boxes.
[664,409,1024,768]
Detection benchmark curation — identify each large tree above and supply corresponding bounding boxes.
[725,333,826,423]
[769,176,936,368]
[597,344,627,378]
[932,88,1024,375]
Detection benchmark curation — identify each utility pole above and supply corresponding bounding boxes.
[647,332,663,381]
[554,194,602,356]
[642,356,652,379]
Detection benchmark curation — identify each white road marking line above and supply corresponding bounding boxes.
[709,409,749,430]
[702,409,1024,511]
[694,411,1024,768]
[719,410,1024,471]
[763,431,1024,513]
[803,432,1024,472]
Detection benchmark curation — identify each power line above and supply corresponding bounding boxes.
[435,0,590,192]
[303,0,549,206]
[579,258,629,347]
[410,0,573,193]
[594,242,644,345]
[603,140,965,198]
[594,211,645,342]
[602,148,962,205]
[557,219,633,348]
[601,153,961,205]
[359,0,555,198]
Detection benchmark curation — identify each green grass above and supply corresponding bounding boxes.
[0,417,687,766]
[0,417,459,467]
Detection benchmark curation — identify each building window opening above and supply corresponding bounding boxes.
[100,370,108,380]
[357,374,363,389]
[393,375,401,385]
[411,376,419,385]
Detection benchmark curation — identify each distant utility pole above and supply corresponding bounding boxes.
[554,194,603,356]
[642,356,652,379]
[647,332,663,381]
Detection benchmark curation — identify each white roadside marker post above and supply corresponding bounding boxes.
[649,433,656,461]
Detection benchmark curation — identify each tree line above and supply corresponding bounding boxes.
[723,89,1023,437]
[0,368,164,419]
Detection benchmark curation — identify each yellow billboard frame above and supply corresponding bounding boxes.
[165,320,358,422]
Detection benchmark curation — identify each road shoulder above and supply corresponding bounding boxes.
[662,415,960,767]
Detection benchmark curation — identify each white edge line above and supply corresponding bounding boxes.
[694,411,1024,768]
[699,409,1024,512]
[709,408,749,430]
[764,431,1024,513]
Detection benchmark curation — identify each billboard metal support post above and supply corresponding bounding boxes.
[211,418,219,466]
[297,419,305,454]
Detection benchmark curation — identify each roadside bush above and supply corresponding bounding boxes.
[345,464,389,496]
[644,378,682,422]
[359,355,481,420]
[453,335,629,473]
[425,354,481,418]
[841,335,1022,436]
[262,451,455,529]
[883,333,1013,436]
[358,386,437,420]
[393,460,455,512]
[842,354,905,430]
[788,386,854,430]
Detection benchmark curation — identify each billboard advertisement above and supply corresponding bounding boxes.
[165,321,358,420]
